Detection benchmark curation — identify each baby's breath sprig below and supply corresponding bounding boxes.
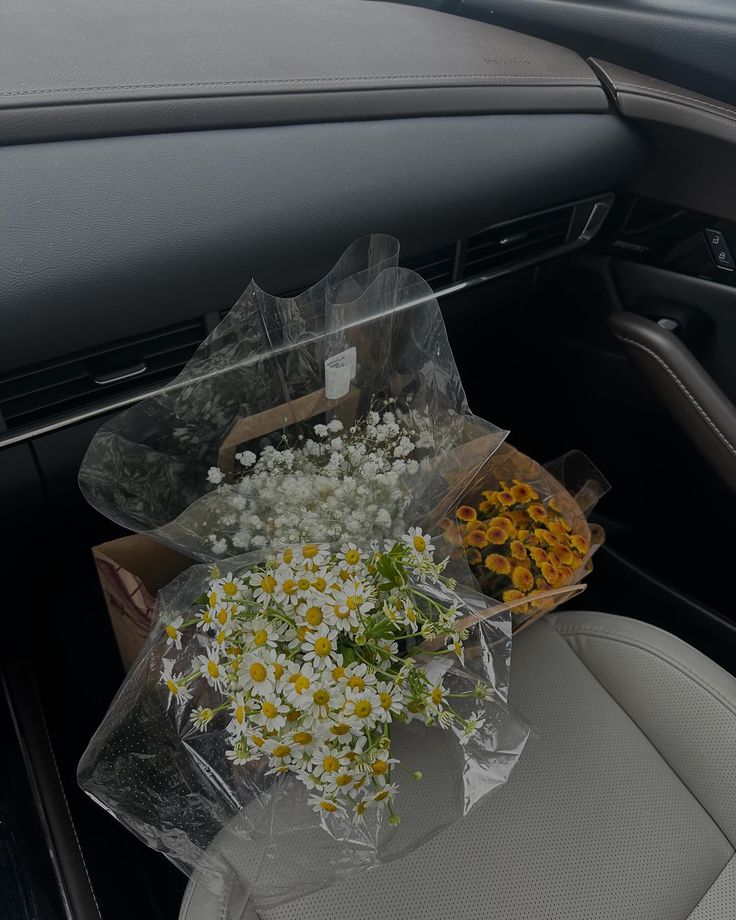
[204,401,436,557]
[160,532,489,823]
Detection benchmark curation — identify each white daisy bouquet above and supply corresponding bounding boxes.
[79,532,529,906]
[160,532,489,825]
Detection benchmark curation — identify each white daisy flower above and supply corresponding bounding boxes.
[301,625,340,669]
[249,570,278,606]
[336,542,365,571]
[274,567,302,606]
[343,690,382,728]
[293,543,330,569]
[372,782,400,803]
[240,650,276,694]
[160,660,192,709]
[190,706,215,732]
[297,681,344,722]
[308,794,345,816]
[212,573,246,600]
[343,663,378,696]
[252,693,289,732]
[196,646,227,690]
[283,662,317,707]
[226,692,250,738]
[403,526,434,560]
[163,616,184,650]
[375,681,405,722]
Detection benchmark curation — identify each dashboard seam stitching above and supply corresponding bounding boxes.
[0,74,599,98]
[617,82,736,120]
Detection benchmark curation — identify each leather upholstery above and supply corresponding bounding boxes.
[0,0,607,144]
[608,311,736,494]
[179,611,736,920]
[590,60,736,147]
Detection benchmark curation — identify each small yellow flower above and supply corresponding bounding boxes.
[571,534,589,554]
[511,481,537,503]
[486,525,509,546]
[484,553,511,575]
[496,490,515,507]
[527,503,547,522]
[510,540,528,561]
[466,548,483,566]
[528,546,548,566]
[512,566,534,593]
[456,505,478,523]
[465,529,488,549]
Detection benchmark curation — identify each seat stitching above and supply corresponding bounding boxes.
[538,620,736,907]
[552,623,736,719]
[613,332,736,459]
[0,74,599,98]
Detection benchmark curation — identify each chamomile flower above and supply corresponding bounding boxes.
[301,626,340,669]
[249,570,278,605]
[403,526,435,560]
[160,660,192,709]
[344,690,382,727]
[308,794,345,816]
[372,782,400,803]
[343,663,377,696]
[227,692,251,738]
[213,573,246,599]
[252,693,290,732]
[293,543,330,569]
[247,617,284,651]
[190,706,215,732]
[337,542,365,571]
[240,650,276,694]
[197,647,227,690]
[297,681,344,721]
[164,616,184,650]
[283,662,317,707]
[375,681,405,721]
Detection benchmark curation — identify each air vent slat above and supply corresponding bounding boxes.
[0,318,207,434]
[402,245,455,288]
[461,206,574,279]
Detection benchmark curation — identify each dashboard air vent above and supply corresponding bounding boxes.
[462,205,575,278]
[402,245,457,288]
[0,318,206,434]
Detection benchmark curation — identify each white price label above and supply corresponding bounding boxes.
[324,346,356,399]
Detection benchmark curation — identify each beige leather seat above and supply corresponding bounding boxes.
[180,611,736,920]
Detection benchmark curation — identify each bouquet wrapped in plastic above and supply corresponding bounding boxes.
[79,537,530,910]
[80,235,505,561]
[436,439,608,633]
[78,236,535,911]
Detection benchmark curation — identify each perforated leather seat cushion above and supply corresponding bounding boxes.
[179,612,736,920]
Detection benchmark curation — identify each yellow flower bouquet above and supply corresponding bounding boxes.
[438,442,607,633]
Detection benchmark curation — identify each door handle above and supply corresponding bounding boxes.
[608,310,736,493]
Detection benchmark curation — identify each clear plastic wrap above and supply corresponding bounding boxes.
[78,236,532,912]
[78,544,530,912]
[79,235,507,561]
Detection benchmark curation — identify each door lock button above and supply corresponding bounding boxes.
[704,228,735,271]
